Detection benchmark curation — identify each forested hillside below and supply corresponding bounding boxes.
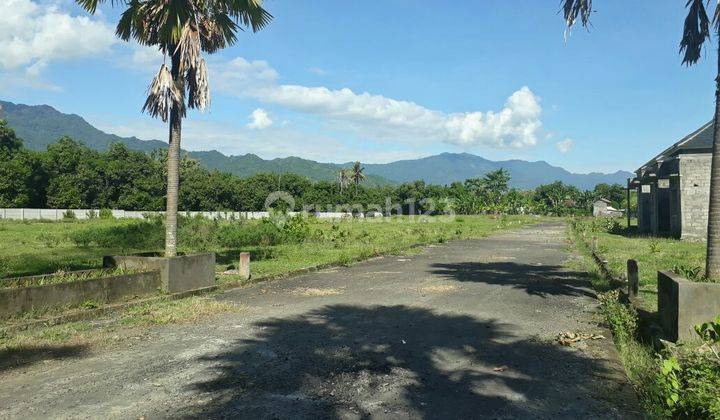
[0,120,627,215]
[0,100,632,189]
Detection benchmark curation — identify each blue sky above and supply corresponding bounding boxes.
[0,0,716,173]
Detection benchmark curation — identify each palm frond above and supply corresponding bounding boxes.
[187,57,210,110]
[75,0,106,14]
[142,64,185,122]
[177,24,202,73]
[561,0,592,30]
[680,0,711,66]
[229,0,274,32]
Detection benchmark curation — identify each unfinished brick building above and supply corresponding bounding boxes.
[633,121,712,240]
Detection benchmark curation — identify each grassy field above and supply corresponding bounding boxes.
[0,214,542,364]
[0,214,541,282]
[570,218,706,310]
[568,219,720,418]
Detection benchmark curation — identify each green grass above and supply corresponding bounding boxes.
[0,214,540,281]
[569,220,720,418]
[570,218,706,310]
[0,219,156,278]
[0,214,541,365]
[220,215,540,283]
[0,267,140,288]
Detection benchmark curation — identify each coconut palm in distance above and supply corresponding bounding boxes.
[75,0,272,257]
[339,168,350,193]
[561,0,720,278]
[351,161,366,187]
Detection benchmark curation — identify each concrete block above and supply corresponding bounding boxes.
[105,253,216,293]
[0,271,161,318]
[627,259,638,300]
[238,252,250,280]
[657,271,720,342]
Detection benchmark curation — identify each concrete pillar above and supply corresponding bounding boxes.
[627,259,638,300]
[238,252,250,280]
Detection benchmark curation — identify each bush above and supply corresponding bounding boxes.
[70,219,164,249]
[598,290,638,342]
[62,210,76,220]
[216,220,285,248]
[654,352,720,418]
[99,208,114,219]
[591,217,623,234]
[282,214,310,243]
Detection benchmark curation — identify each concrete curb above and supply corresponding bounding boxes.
[1,222,536,336]
[1,285,218,335]
[0,244,429,335]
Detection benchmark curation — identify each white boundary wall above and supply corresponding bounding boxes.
[0,209,354,221]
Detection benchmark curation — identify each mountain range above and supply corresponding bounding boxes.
[0,100,633,189]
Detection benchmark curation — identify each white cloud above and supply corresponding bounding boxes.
[90,115,427,163]
[213,57,543,149]
[212,57,278,93]
[556,138,574,154]
[247,108,273,129]
[0,0,116,71]
[130,45,164,72]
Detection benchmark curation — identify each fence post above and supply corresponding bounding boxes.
[627,259,638,300]
[238,252,251,280]
[591,236,598,252]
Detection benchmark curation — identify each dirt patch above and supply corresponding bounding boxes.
[420,284,458,293]
[291,287,344,297]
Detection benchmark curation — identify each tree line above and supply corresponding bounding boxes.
[0,121,627,215]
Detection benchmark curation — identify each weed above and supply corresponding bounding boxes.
[81,300,100,309]
[99,208,114,219]
[673,264,706,282]
[36,232,61,248]
[648,240,661,254]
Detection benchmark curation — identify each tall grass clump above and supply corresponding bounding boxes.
[70,213,312,251]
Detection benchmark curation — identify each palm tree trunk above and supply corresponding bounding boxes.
[706,39,720,278]
[165,50,182,257]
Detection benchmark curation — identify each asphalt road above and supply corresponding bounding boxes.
[0,221,641,419]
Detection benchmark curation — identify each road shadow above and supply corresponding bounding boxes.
[429,262,596,299]
[174,304,627,418]
[0,344,88,373]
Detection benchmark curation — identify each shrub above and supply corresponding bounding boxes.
[37,232,61,248]
[216,220,285,248]
[70,219,164,249]
[590,217,623,234]
[654,352,720,418]
[62,210,76,220]
[282,214,310,243]
[178,215,217,250]
[86,210,98,219]
[598,290,638,342]
[99,208,114,219]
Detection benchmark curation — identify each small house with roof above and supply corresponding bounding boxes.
[632,121,713,240]
[593,198,623,217]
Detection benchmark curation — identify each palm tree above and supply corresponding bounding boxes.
[76,0,272,257]
[561,0,720,278]
[339,169,350,193]
[351,161,366,187]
